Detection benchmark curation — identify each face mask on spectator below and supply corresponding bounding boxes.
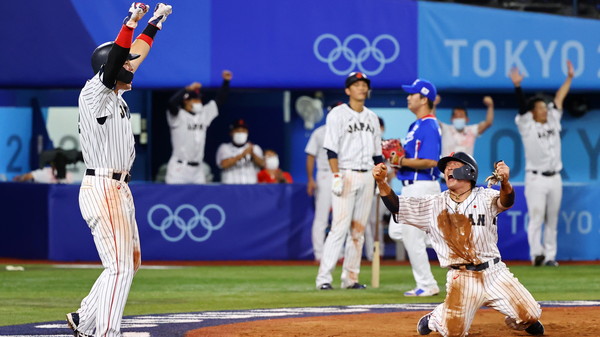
[191,102,203,114]
[266,156,279,170]
[233,132,248,145]
[452,118,466,131]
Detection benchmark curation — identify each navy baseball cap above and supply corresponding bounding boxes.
[183,88,201,100]
[402,79,437,102]
[345,72,371,89]
[230,118,249,130]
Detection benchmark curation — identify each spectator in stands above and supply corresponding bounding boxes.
[216,119,265,184]
[437,95,495,157]
[257,149,293,183]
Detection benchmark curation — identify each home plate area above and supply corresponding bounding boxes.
[1,301,599,337]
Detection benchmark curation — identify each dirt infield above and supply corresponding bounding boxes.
[187,306,600,337]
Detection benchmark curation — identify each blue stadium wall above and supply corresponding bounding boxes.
[1,0,599,261]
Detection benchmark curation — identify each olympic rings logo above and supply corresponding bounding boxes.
[147,204,226,242]
[313,33,400,76]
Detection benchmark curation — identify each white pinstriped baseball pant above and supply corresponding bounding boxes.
[76,174,141,337]
[524,172,562,262]
[427,261,541,337]
[311,170,332,261]
[316,170,374,288]
[389,180,440,290]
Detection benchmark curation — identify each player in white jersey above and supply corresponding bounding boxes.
[66,3,172,337]
[305,102,343,261]
[216,119,265,184]
[439,96,494,156]
[373,152,545,336]
[510,61,573,267]
[165,71,232,184]
[315,72,383,290]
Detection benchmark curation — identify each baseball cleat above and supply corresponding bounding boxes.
[66,312,79,332]
[544,260,559,267]
[318,283,334,290]
[417,313,433,335]
[533,255,545,266]
[66,312,94,337]
[346,283,367,289]
[525,321,545,335]
[404,286,439,297]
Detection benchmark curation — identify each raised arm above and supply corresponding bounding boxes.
[478,96,494,135]
[509,67,528,115]
[130,3,172,73]
[215,70,233,108]
[554,60,575,110]
[494,161,514,210]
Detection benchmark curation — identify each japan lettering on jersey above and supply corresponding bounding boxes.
[167,100,218,162]
[323,104,382,171]
[515,102,562,172]
[397,115,441,181]
[78,73,135,171]
[396,187,503,267]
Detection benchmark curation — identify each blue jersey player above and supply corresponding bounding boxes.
[390,79,442,297]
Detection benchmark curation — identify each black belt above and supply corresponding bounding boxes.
[402,179,436,186]
[177,160,200,167]
[340,168,369,172]
[529,170,557,177]
[450,257,500,271]
[86,169,131,183]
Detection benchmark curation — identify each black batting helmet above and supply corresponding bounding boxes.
[345,72,371,89]
[437,152,478,185]
[91,42,140,75]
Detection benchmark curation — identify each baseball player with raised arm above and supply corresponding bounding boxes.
[373,152,545,336]
[390,79,441,297]
[165,70,232,184]
[66,3,172,337]
[315,72,383,290]
[510,61,573,267]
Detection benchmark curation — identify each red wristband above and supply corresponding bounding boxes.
[115,25,134,48]
[136,33,154,47]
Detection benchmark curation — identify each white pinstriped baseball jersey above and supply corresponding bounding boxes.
[216,142,264,184]
[516,102,562,172]
[323,104,382,170]
[78,74,135,171]
[396,187,503,267]
[167,100,218,163]
[305,125,330,173]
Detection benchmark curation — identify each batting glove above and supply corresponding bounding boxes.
[148,3,173,30]
[331,173,343,196]
[123,2,149,29]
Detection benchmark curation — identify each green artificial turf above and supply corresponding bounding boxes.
[0,263,598,326]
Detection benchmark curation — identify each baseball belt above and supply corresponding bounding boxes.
[85,169,131,183]
[450,257,500,271]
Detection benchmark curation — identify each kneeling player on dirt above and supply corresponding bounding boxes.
[372,152,544,336]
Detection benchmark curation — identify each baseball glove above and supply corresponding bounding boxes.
[485,160,504,187]
[381,139,405,168]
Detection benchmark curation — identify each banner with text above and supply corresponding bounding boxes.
[418,2,600,90]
